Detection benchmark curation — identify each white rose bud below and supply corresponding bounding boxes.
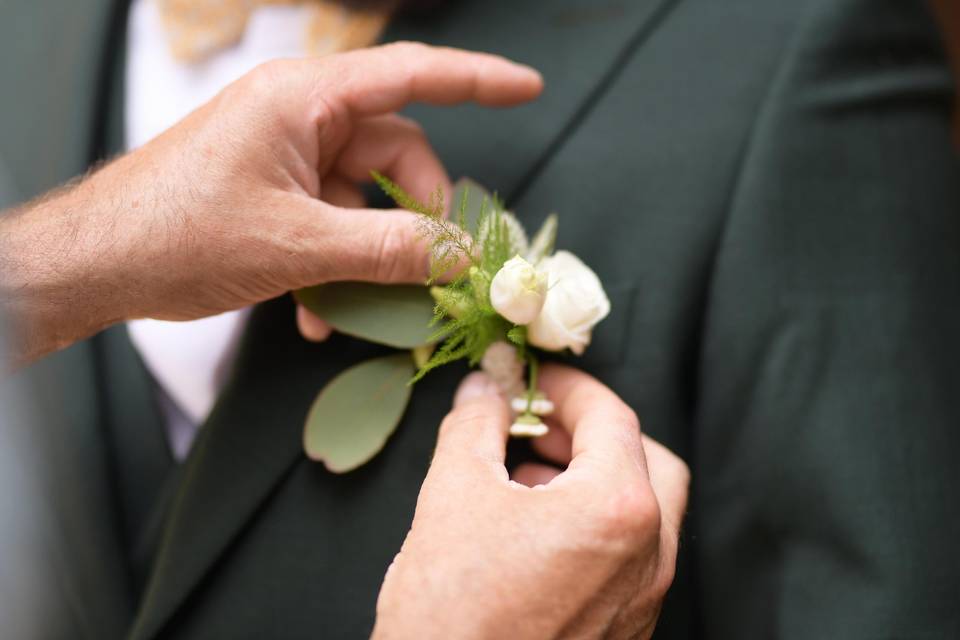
[489,255,548,325]
[527,250,611,355]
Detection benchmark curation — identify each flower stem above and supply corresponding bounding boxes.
[525,353,539,415]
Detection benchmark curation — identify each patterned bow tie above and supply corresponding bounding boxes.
[156,0,391,62]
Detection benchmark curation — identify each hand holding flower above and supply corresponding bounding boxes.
[300,176,616,469]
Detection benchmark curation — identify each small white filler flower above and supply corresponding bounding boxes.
[509,414,549,438]
[510,394,554,416]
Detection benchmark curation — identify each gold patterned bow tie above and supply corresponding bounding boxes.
[157,0,391,62]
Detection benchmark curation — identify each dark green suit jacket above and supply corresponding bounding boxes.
[3,0,959,637]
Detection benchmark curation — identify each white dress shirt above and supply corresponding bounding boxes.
[124,0,313,460]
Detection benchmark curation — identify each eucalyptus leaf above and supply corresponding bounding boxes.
[295,283,435,349]
[304,353,414,473]
[411,343,436,369]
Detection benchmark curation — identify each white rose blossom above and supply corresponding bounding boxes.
[489,255,548,325]
[527,250,611,355]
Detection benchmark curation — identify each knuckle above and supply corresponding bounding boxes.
[245,59,285,92]
[392,115,426,139]
[593,484,661,548]
[673,456,692,488]
[599,395,640,428]
[612,406,641,439]
[239,61,299,134]
[373,219,415,282]
[382,41,429,81]
[624,406,641,430]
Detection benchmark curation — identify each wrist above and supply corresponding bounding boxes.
[371,566,521,640]
[0,179,128,365]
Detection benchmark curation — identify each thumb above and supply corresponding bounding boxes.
[431,372,511,475]
[311,202,431,284]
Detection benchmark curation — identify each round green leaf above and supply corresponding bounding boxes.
[304,353,415,473]
[294,283,435,349]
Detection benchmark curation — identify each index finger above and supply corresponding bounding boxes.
[315,42,544,117]
[538,364,647,481]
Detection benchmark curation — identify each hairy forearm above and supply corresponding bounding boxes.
[0,45,544,368]
[0,173,131,366]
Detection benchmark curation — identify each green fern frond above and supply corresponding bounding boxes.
[457,187,469,231]
[480,210,513,275]
[372,170,480,284]
[507,326,526,346]
[371,171,442,217]
[372,171,520,384]
[410,307,508,382]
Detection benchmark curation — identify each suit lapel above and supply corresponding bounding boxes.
[129,298,387,640]
[395,0,679,199]
[130,2,676,638]
[94,327,174,588]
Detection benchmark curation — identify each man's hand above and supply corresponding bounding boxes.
[373,365,690,640]
[0,43,542,365]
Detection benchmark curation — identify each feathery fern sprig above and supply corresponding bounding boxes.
[373,171,520,382]
[371,170,444,217]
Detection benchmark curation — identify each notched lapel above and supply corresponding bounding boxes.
[129,2,676,638]
[391,0,677,200]
[129,298,336,640]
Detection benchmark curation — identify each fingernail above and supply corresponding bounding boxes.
[454,372,500,407]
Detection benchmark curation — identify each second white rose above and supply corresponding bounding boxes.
[527,250,611,355]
